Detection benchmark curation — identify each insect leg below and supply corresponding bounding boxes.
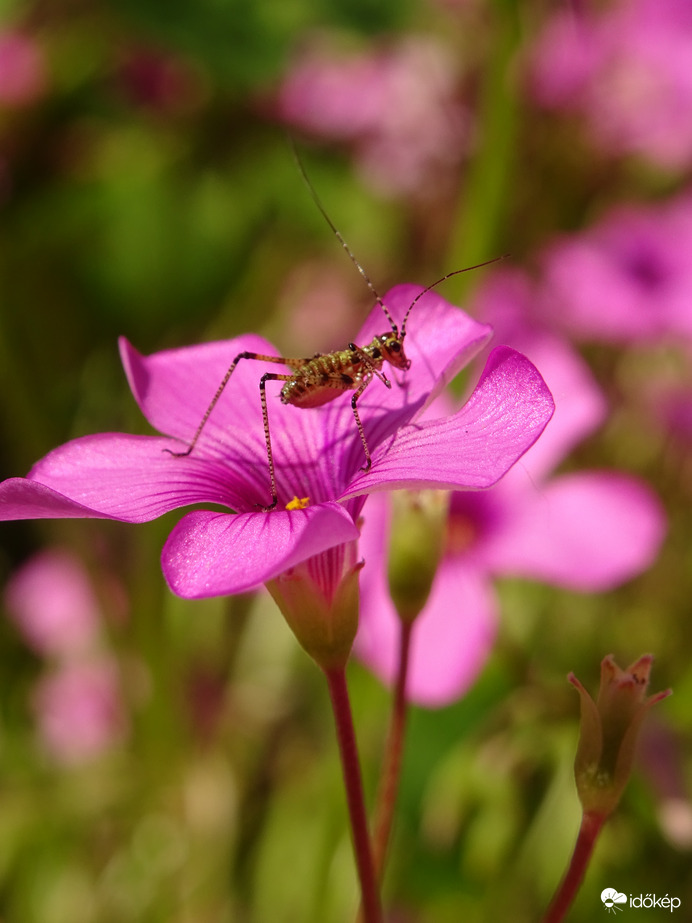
[351,376,374,472]
[259,372,293,511]
[349,343,392,389]
[166,351,291,457]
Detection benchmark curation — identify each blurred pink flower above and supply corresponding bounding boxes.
[277,35,468,196]
[0,287,554,603]
[32,660,127,765]
[529,0,692,168]
[4,548,101,658]
[537,194,692,343]
[0,30,47,107]
[354,270,666,707]
[526,9,601,107]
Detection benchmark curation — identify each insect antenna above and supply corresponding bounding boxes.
[399,255,509,340]
[290,138,400,333]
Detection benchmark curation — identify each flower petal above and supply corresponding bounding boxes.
[119,335,282,461]
[500,333,606,482]
[124,337,346,506]
[356,283,494,406]
[405,559,497,707]
[355,493,497,707]
[0,476,118,521]
[2,433,257,522]
[320,285,493,480]
[161,502,361,598]
[478,471,666,591]
[341,346,555,497]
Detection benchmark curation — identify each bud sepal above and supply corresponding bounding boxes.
[569,654,671,818]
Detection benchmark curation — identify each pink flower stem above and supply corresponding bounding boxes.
[324,666,383,923]
[542,811,606,923]
[372,619,413,878]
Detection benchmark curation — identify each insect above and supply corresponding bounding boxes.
[167,152,502,511]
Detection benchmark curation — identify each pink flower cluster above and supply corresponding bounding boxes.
[518,188,692,481]
[537,192,692,345]
[355,270,666,706]
[529,0,692,169]
[4,549,127,765]
[509,181,692,449]
[277,35,468,196]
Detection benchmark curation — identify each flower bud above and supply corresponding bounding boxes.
[386,489,450,624]
[267,542,362,671]
[569,654,671,818]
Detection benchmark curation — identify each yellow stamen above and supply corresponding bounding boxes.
[286,495,310,511]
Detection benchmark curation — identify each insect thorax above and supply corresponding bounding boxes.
[280,349,365,408]
[278,332,408,410]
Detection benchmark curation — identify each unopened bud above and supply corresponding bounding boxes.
[387,489,450,624]
[570,654,671,818]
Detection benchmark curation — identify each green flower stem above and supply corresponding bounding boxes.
[324,666,382,923]
[372,620,413,879]
[542,810,606,923]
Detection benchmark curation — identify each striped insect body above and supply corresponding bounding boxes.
[281,333,410,410]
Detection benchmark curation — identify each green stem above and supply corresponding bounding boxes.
[542,811,606,923]
[324,666,382,923]
[372,620,413,878]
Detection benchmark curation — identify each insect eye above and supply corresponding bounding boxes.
[389,341,401,352]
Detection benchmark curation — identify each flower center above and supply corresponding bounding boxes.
[286,495,310,511]
[622,246,668,292]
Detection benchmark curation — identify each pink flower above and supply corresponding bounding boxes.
[529,0,692,168]
[277,36,467,196]
[0,286,554,603]
[537,194,692,344]
[526,9,601,108]
[32,660,127,765]
[0,30,47,107]
[4,548,101,658]
[354,271,666,707]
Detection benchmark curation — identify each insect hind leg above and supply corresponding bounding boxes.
[259,372,293,511]
[351,377,373,472]
[165,351,290,458]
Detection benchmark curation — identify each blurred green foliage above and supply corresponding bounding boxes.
[1,0,691,921]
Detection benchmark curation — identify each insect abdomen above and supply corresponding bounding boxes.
[281,350,358,408]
